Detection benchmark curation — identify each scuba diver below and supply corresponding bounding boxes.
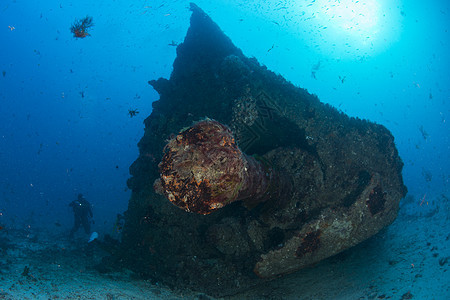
[69,193,93,238]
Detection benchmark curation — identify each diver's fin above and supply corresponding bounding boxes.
[88,231,98,243]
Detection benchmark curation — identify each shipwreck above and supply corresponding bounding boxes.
[112,3,406,297]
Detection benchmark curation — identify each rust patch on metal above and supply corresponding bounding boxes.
[366,184,386,215]
[295,230,322,258]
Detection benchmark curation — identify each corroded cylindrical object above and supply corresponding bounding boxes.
[156,119,273,214]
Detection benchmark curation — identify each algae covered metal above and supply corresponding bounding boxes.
[120,3,407,296]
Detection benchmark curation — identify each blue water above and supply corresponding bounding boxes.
[0,0,448,296]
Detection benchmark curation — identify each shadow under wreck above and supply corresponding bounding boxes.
[113,3,407,297]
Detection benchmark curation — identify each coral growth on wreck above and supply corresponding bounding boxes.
[156,119,273,214]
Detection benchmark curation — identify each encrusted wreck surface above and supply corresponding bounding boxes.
[119,3,406,296]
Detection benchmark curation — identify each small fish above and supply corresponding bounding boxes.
[128,109,139,118]
[419,125,428,140]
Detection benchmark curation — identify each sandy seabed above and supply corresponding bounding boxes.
[1,196,448,300]
[0,230,190,300]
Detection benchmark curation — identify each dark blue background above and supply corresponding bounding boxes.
[1,0,448,235]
